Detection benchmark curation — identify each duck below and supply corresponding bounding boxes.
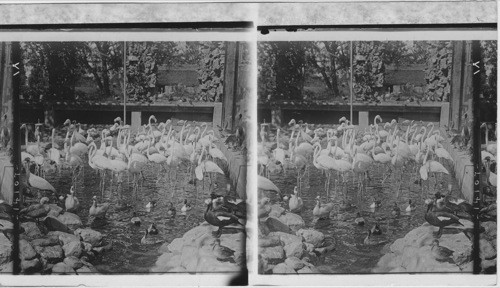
[210,194,246,219]
[354,212,365,226]
[147,223,159,235]
[391,202,401,217]
[180,199,192,216]
[312,196,334,220]
[89,196,110,219]
[436,187,473,216]
[211,238,235,262]
[145,200,157,212]
[141,229,163,245]
[130,212,141,226]
[431,239,454,262]
[20,197,50,219]
[370,199,381,210]
[370,223,382,235]
[65,185,79,212]
[424,200,463,238]
[405,199,416,212]
[167,202,176,218]
[204,198,244,237]
[289,186,303,213]
[364,230,387,245]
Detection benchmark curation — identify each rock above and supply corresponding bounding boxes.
[0,233,12,265]
[169,266,187,272]
[278,213,306,232]
[304,242,314,253]
[43,216,72,234]
[51,262,75,274]
[284,241,304,259]
[63,241,82,258]
[269,204,286,218]
[285,256,305,270]
[19,239,37,260]
[272,262,296,274]
[460,261,473,272]
[0,219,13,230]
[57,212,82,227]
[297,266,314,273]
[76,266,93,274]
[259,235,281,247]
[440,233,472,265]
[0,262,13,273]
[480,239,496,260]
[21,258,42,273]
[220,232,244,253]
[21,222,43,239]
[482,221,497,240]
[48,231,79,246]
[92,242,112,254]
[180,245,199,271]
[265,217,293,234]
[40,245,64,263]
[296,229,325,247]
[259,246,285,264]
[31,236,59,247]
[82,242,93,252]
[269,231,303,247]
[181,224,212,243]
[196,255,240,272]
[151,253,182,272]
[48,204,63,216]
[168,238,184,253]
[481,258,497,272]
[75,228,103,246]
[64,256,83,270]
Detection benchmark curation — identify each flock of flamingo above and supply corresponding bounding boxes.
[20,116,230,228]
[256,115,498,224]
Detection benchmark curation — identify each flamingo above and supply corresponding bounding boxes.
[146,134,167,182]
[195,147,225,195]
[289,186,303,213]
[419,148,449,198]
[47,128,62,174]
[21,124,40,157]
[484,157,497,187]
[88,142,111,197]
[272,128,287,175]
[313,143,335,199]
[257,175,281,198]
[23,158,56,195]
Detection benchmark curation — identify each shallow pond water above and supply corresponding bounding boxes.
[39,123,235,273]
[263,133,463,273]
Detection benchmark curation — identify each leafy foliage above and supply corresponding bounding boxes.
[197,42,225,102]
[480,40,497,104]
[423,41,452,101]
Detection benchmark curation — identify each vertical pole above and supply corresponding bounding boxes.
[470,40,482,274]
[349,41,353,123]
[123,41,127,125]
[11,41,21,275]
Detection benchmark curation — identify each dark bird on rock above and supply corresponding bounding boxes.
[431,239,454,262]
[424,200,463,238]
[204,198,244,238]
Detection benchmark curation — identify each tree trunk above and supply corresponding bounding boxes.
[97,42,111,98]
[324,42,340,96]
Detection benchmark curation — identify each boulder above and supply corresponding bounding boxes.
[296,229,325,247]
[265,217,292,234]
[269,204,286,218]
[63,241,82,258]
[196,255,240,272]
[57,212,83,227]
[272,262,296,274]
[165,238,183,253]
[76,266,94,274]
[92,242,113,254]
[74,228,103,246]
[51,262,75,274]
[169,266,187,272]
[259,235,281,248]
[82,242,93,252]
[0,262,13,273]
[284,241,304,259]
[40,245,64,263]
[48,204,63,216]
[278,213,306,232]
[304,242,315,253]
[151,253,182,272]
[0,219,13,230]
[259,246,285,264]
[31,236,59,247]
[180,245,199,271]
[21,222,43,239]
[48,231,79,246]
[480,238,496,260]
[297,266,314,273]
[285,256,305,270]
[481,221,497,241]
[269,231,303,247]
[64,256,84,270]
[19,239,37,260]
[0,233,12,265]
[21,258,42,273]
[43,216,72,234]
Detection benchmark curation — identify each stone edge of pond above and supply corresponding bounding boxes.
[151,222,246,273]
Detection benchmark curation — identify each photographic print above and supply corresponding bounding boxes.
[257,35,497,275]
[0,34,251,278]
